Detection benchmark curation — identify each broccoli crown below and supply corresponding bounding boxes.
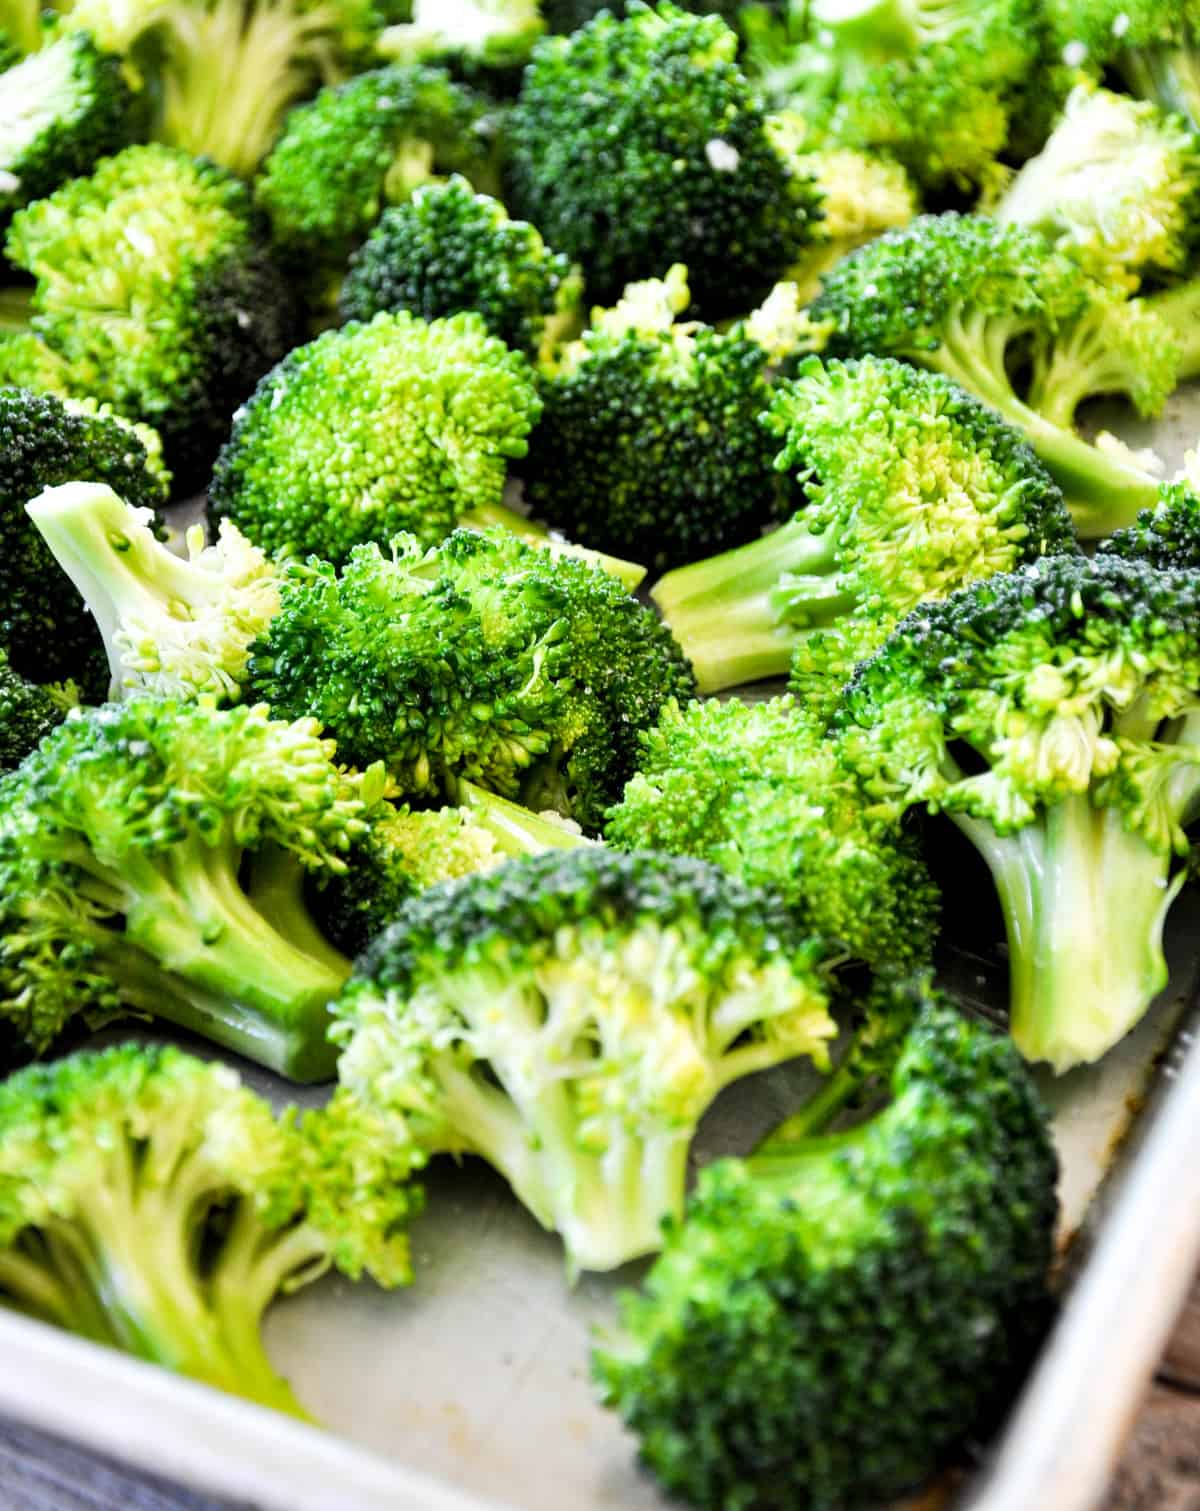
[6,144,297,490]
[255,64,488,287]
[0,31,134,226]
[1099,481,1200,571]
[0,697,372,1078]
[209,311,541,567]
[247,527,696,830]
[606,695,940,971]
[0,387,169,691]
[522,283,797,570]
[0,1043,417,1411]
[594,993,1058,1511]
[0,645,69,772]
[339,176,578,358]
[506,2,822,316]
[996,84,1200,288]
[332,845,842,1272]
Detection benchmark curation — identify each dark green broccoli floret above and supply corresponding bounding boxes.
[1098,479,1200,571]
[0,697,382,1080]
[506,3,823,316]
[255,65,491,308]
[5,145,297,491]
[1044,0,1200,132]
[522,267,802,571]
[594,989,1058,1511]
[246,528,695,830]
[0,32,135,230]
[651,355,1078,700]
[810,213,1176,538]
[0,389,169,693]
[606,695,940,972]
[0,645,70,771]
[209,311,541,567]
[330,845,844,1273]
[832,553,1200,1072]
[339,176,579,359]
[0,1044,417,1412]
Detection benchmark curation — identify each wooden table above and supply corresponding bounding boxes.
[2,1286,1198,1510]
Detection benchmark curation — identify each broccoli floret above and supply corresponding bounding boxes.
[247,528,695,830]
[28,481,278,703]
[651,355,1078,699]
[0,32,135,230]
[593,990,1058,1511]
[810,213,1175,538]
[1044,0,1200,133]
[5,145,297,491]
[209,311,541,567]
[339,176,580,360]
[0,697,381,1080]
[832,553,1200,1072]
[330,846,843,1273]
[522,266,802,571]
[0,390,169,694]
[0,1044,416,1412]
[0,645,71,771]
[506,3,823,316]
[376,0,545,74]
[606,695,939,971]
[544,0,747,27]
[1099,478,1200,571]
[255,65,491,308]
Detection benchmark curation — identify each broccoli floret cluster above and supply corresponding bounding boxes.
[1044,0,1200,132]
[1099,478,1200,571]
[0,646,71,771]
[506,3,823,315]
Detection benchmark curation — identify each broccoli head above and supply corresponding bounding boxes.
[0,389,169,694]
[339,176,580,360]
[594,989,1058,1511]
[6,144,297,491]
[652,355,1078,700]
[255,64,491,308]
[506,2,823,316]
[209,311,542,567]
[832,553,1200,1072]
[0,1044,417,1413]
[0,645,71,771]
[607,695,940,971]
[246,527,695,830]
[810,213,1174,538]
[0,697,380,1079]
[331,845,842,1273]
[0,31,135,230]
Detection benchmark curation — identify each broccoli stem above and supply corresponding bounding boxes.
[650,517,850,693]
[454,779,590,854]
[0,285,32,332]
[464,497,647,591]
[1120,46,1200,135]
[952,796,1182,1072]
[1025,315,1154,429]
[1144,278,1200,382]
[932,320,1162,537]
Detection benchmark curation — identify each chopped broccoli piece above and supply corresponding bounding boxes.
[0,31,135,230]
[0,645,71,771]
[506,2,823,316]
[0,697,379,1080]
[652,355,1078,699]
[810,213,1171,538]
[340,176,580,360]
[255,64,491,308]
[594,990,1058,1511]
[606,695,940,971]
[1099,477,1200,571]
[5,144,297,491]
[330,846,842,1273]
[209,310,541,567]
[0,389,169,694]
[522,266,802,571]
[832,553,1200,1072]
[0,1044,417,1411]
[246,528,695,830]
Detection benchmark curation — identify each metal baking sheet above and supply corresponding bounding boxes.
[1,390,1199,1511]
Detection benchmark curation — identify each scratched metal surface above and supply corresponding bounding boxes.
[1,387,1199,1510]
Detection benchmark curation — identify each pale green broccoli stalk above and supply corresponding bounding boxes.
[0,1044,417,1413]
[651,355,1078,699]
[995,84,1200,290]
[330,847,842,1274]
[0,0,42,54]
[832,554,1200,1072]
[1143,276,1200,384]
[0,698,379,1080]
